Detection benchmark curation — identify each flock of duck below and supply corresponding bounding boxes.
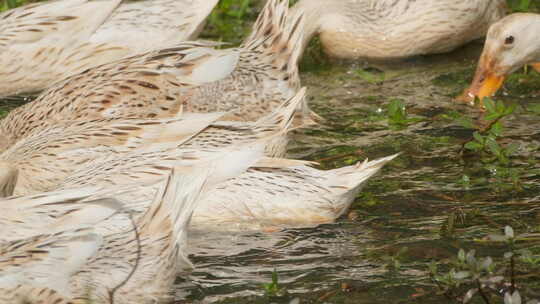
[0,0,538,302]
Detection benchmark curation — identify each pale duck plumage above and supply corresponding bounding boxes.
[0,146,264,303]
[0,0,219,96]
[290,0,507,60]
[0,0,314,152]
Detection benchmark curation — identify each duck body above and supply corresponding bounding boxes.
[191,154,398,230]
[0,170,205,304]
[0,113,224,196]
[0,43,239,150]
[59,153,397,231]
[292,0,506,60]
[0,86,396,231]
[0,0,310,152]
[185,0,307,123]
[2,89,303,196]
[0,151,264,303]
[0,0,218,97]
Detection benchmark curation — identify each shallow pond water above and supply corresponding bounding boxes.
[174,42,540,303]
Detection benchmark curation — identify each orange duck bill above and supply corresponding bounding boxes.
[457,53,505,105]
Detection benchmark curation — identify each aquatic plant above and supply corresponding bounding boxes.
[462,99,518,165]
[444,98,525,192]
[386,98,424,129]
[356,68,385,84]
[263,268,284,297]
[507,0,535,12]
[202,0,257,45]
[430,226,540,304]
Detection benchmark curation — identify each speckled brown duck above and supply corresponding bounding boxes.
[0,0,313,153]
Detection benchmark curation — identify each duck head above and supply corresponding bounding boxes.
[460,13,540,105]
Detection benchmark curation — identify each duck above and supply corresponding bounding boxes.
[191,153,399,230]
[459,13,540,104]
[0,148,264,304]
[0,85,397,230]
[1,88,305,196]
[0,0,219,97]
[58,150,398,231]
[0,112,224,196]
[290,0,507,60]
[0,0,313,152]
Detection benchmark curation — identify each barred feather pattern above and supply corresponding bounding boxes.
[186,0,310,123]
[0,42,234,151]
[0,0,218,97]
[0,168,209,304]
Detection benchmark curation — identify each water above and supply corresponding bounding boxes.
[175,42,540,303]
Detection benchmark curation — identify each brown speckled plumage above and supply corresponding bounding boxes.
[0,151,263,303]
[2,89,304,196]
[0,0,218,97]
[0,0,310,153]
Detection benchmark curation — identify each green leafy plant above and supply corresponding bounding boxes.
[463,99,518,165]
[263,268,283,296]
[507,0,532,12]
[356,68,385,84]
[448,98,525,192]
[203,0,256,45]
[386,99,423,129]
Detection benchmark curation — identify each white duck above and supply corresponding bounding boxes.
[0,0,313,152]
[0,88,304,196]
[0,147,263,303]
[459,13,540,104]
[0,0,218,96]
[290,0,506,60]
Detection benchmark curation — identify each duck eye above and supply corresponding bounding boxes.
[504,36,515,45]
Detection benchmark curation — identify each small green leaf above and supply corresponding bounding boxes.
[464,141,482,151]
[454,271,470,280]
[504,103,517,115]
[485,112,502,121]
[357,68,385,84]
[496,100,507,114]
[489,121,503,137]
[466,250,477,266]
[429,261,438,274]
[472,131,484,143]
[486,139,501,155]
[484,98,496,113]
